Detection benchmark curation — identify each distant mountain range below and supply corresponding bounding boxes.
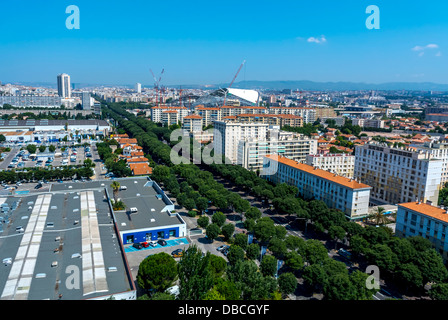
[5,80,448,91]
[227,80,448,91]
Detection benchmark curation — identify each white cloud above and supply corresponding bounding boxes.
[307,35,327,44]
[412,43,441,57]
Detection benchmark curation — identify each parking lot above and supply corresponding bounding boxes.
[0,142,103,177]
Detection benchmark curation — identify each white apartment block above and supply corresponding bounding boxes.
[213,121,268,164]
[150,106,189,124]
[220,106,268,117]
[238,131,317,171]
[396,202,448,262]
[182,115,203,132]
[351,118,385,129]
[306,153,355,178]
[354,143,442,206]
[196,107,222,127]
[262,155,371,220]
[414,141,448,188]
[268,107,316,124]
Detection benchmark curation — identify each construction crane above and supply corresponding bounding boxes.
[223,60,246,107]
[178,86,183,107]
[150,68,164,107]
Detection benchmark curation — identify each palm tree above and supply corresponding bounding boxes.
[368,206,389,226]
[111,181,120,203]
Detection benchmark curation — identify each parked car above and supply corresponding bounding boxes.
[158,239,167,246]
[133,242,143,250]
[148,241,158,247]
[216,245,227,252]
[141,242,149,248]
[35,183,42,189]
[171,249,183,258]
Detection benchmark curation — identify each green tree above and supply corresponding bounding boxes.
[395,263,423,290]
[368,207,389,226]
[221,223,235,241]
[206,223,221,242]
[268,237,287,259]
[284,251,304,272]
[234,233,248,251]
[48,145,56,153]
[202,288,225,300]
[197,215,210,229]
[328,225,346,249]
[245,207,262,220]
[323,272,355,300]
[260,255,277,277]
[254,217,276,243]
[209,254,227,278]
[429,283,448,300]
[349,270,378,300]
[227,245,245,265]
[227,260,278,300]
[110,180,120,203]
[26,144,37,154]
[214,279,241,300]
[303,240,328,265]
[196,197,209,214]
[178,245,214,300]
[278,272,298,295]
[39,145,46,153]
[212,211,227,227]
[136,252,178,293]
[414,249,448,284]
[245,243,260,260]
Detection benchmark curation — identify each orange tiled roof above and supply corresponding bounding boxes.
[265,154,371,190]
[127,157,149,163]
[131,151,144,157]
[398,202,448,224]
[184,115,203,119]
[129,163,153,176]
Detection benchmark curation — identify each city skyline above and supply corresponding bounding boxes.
[1,1,448,86]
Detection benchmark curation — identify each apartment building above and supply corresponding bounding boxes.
[213,120,269,164]
[352,118,385,129]
[268,107,316,124]
[414,141,448,188]
[237,131,317,171]
[396,202,448,261]
[220,106,268,117]
[150,106,189,123]
[196,107,222,127]
[161,110,180,126]
[236,113,303,128]
[262,154,371,220]
[354,143,442,205]
[306,153,355,178]
[182,115,203,132]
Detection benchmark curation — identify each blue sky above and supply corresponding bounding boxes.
[1,0,448,86]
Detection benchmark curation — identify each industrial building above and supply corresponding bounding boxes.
[0,188,136,300]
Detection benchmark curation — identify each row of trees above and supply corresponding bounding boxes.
[137,244,296,300]
[0,165,93,183]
